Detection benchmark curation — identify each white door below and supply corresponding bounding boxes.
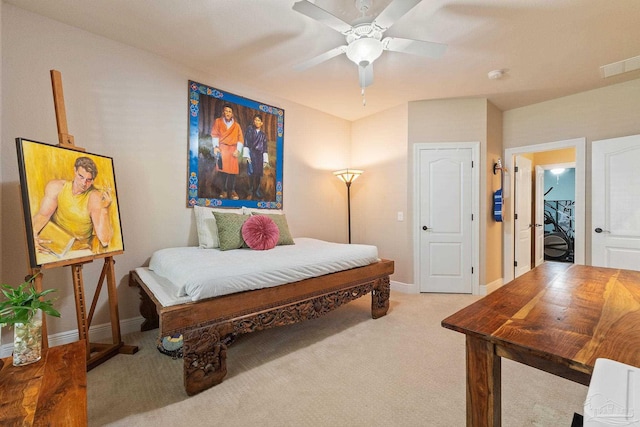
[534,166,545,266]
[514,155,532,278]
[592,134,640,270]
[418,148,473,293]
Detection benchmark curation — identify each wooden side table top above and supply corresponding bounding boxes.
[442,262,640,426]
[442,262,640,374]
[0,340,87,426]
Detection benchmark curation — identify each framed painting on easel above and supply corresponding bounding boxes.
[16,138,124,268]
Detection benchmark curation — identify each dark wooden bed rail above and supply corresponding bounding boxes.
[129,259,394,395]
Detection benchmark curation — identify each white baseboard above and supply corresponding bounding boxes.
[396,279,503,296]
[0,316,145,358]
[391,280,418,294]
[0,282,423,357]
[484,278,503,295]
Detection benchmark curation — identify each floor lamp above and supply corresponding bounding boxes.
[333,169,363,244]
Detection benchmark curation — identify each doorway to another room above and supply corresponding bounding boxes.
[542,165,575,264]
[504,138,586,283]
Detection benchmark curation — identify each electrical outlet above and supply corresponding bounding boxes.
[397,211,404,221]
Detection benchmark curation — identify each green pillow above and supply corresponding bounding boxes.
[213,212,248,250]
[252,213,294,246]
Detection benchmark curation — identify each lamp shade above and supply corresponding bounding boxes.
[333,169,364,184]
[346,38,383,66]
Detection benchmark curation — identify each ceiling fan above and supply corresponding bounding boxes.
[292,0,447,99]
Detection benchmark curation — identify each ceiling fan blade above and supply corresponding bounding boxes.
[382,37,447,58]
[292,0,352,34]
[373,0,423,30]
[294,46,347,71]
[358,63,374,88]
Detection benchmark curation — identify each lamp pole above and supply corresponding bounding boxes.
[346,181,352,244]
[333,169,363,244]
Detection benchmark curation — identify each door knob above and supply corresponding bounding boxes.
[535,224,543,227]
[594,228,610,233]
[422,226,431,231]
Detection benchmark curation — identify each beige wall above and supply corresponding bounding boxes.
[1,5,353,338]
[533,148,575,166]
[406,97,494,287]
[352,97,505,288]
[503,78,640,265]
[504,79,640,150]
[485,101,503,283]
[3,3,640,343]
[351,104,411,282]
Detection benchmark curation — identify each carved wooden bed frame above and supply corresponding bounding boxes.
[129,259,394,395]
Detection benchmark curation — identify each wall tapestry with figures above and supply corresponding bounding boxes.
[187,80,284,209]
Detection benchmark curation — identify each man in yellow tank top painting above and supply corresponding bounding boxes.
[31,156,114,256]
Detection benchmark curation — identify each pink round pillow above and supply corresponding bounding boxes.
[242,215,280,250]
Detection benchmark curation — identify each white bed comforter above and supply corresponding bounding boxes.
[147,238,379,302]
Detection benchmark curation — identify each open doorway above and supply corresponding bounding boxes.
[503,138,585,284]
[542,164,575,263]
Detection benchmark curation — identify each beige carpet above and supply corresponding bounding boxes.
[87,292,587,426]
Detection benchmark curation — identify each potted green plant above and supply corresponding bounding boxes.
[0,274,60,366]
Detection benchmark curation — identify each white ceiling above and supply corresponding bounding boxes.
[6,0,640,121]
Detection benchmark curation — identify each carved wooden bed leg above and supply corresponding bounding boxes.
[371,276,391,319]
[182,323,234,396]
[138,285,159,331]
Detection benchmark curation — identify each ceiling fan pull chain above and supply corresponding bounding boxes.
[361,86,366,106]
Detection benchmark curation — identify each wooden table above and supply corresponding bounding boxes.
[0,340,87,426]
[441,262,640,427]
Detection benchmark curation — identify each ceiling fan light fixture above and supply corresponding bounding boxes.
[292,0,448,103]
[346,37,383,66]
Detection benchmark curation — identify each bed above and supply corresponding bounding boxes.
[129,231,394,395]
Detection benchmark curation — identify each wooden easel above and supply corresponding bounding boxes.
[31,70,138,370]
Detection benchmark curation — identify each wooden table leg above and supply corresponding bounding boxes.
[466,335,501,427]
